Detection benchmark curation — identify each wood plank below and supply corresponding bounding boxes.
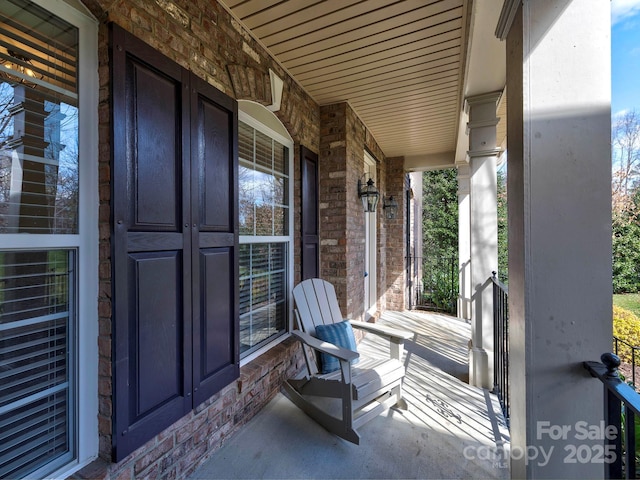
[267,0,461,55]
[297,44,461,86]
[363,104,459,127]
[291,34,461,79]
[319,279,343,322]
[348,86,459,113]
[310,69,458,100]
[293,283,316,334]
[306,56,459,93]
[310,64,459,102]
[242,0,355,32]
[354,84,459,111]
[281,8,463,66]
[231,0,283,19]
[257,0,395,45]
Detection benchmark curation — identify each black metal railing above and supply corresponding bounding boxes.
[408,255,457,315]
[491,271,509,426]
[584,353,640,479]
[614,336,640,390]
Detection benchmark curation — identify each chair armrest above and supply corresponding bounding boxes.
[291,330,360,362]
[349,321,414,343]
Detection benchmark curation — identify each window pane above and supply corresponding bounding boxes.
[239,243,287,355]
[0,249,75,479]
[0,0,79,234]
[238,117,290,357]
[238,163,255,235]
[254,129,272,171]
[238,121,289,237]
[238,122,253,163]
[273,143,286,176]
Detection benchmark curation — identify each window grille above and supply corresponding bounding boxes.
[0,250,75,479]
[238,119,291,356]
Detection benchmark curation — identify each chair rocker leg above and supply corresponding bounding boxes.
[282,381,361,445]
[392,384,408,410]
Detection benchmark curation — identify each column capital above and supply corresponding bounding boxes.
[464,91,503,114]
[467,148,503,161]
[465,91,502,156]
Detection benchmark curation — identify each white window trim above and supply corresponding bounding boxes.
[238,106,294,366]
[20,1,99,478]
[364,151,377,318]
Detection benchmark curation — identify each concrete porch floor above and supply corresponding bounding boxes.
[189,310,510,479]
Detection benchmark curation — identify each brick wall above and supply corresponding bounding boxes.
[69,0,408,477]
[318,103,348,307]
[385,157,407,311]
[318,102,398,321]
[77,0,318,477]
[73,339,304,480]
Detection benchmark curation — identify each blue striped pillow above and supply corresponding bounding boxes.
[314,321,359,373]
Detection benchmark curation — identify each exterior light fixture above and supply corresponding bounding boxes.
[0,49,41,85]
[383,196,398,219]
[358,176,380,213]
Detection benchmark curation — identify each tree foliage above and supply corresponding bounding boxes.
[612,110,640,294]
[613,188,640,293]
[421,169,458,311]
[497,166,508,284]
[613,110,640,213]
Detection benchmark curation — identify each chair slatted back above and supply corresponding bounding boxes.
[292,279,343,337]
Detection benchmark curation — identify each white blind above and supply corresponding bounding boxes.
[238,121,289,237]
[239,243,287,354]
[0,251,74,479]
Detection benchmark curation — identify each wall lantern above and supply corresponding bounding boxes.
[358,176,380,213]
[383,196,398,219]
[0,49,41,85]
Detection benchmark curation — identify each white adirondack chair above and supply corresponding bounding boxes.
[282,278,413,444]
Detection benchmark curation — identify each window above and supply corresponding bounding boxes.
[0,0,98,478]
[238,109,293,359]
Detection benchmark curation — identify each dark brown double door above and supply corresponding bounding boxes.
[110,25,238,460]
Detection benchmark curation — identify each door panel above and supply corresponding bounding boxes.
[300,146,319,280]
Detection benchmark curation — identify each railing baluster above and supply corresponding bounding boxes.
[634,348,637,390]
[491,271,509,426]
[625,405,636,479]
[585,353,640,480]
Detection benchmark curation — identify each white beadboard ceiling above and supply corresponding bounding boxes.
[219,0,475,162]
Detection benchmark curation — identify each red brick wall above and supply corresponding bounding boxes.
[318,103,397,321]
[71,0,407,478]
[77,0,317,478]
[385,157,407,311]
[318,103,349,308]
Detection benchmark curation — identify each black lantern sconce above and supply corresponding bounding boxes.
[383,196,398,219]
[0,49,41,86]
[357,175,380,213]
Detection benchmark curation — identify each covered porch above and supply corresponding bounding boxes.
[189,310,510,479]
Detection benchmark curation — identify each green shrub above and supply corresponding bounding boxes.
[613,305,640,363]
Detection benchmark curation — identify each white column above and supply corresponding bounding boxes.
[457,164,471,321]
[503,0,611,478]
[466,92,501,389]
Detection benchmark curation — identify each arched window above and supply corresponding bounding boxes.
[238,101,293,361]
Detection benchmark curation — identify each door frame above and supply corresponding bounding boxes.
[364,151,377,318]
